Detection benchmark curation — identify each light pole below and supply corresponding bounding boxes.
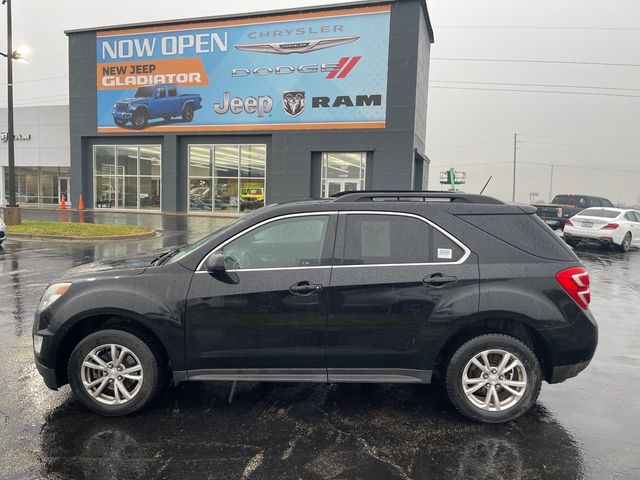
[1,0,28,225]
[512,133,518,202]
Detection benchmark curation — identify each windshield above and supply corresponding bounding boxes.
[134,87,154,98]
[579,208,620,219]
[164,217,246,266]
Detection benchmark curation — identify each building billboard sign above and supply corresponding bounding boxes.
[96,5,390,133]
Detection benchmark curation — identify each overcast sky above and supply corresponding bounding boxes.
[2,0,640,205]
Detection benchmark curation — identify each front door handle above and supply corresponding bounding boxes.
[423,273,457,288]
[289,281,324,296]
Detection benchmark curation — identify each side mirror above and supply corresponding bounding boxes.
[204,252,226,273]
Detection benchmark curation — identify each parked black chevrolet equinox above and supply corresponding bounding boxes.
[33,191,598,422]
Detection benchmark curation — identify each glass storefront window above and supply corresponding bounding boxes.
[188,146,212,177]
[117,146,137,176]
[3,167,70,205]
[240,145,266,178]
[188,144,266,214]
[321,152,366,198]
[214,145,239,178]
[93,145,161,210]
[140,177,161,210]
[95,146,116,175]
[189,178,213,212]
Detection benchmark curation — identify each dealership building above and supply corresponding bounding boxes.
[65,0,433,214]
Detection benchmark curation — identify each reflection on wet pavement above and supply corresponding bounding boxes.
[0,211,639,479]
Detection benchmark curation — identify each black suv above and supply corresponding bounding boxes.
[33,191,598,423]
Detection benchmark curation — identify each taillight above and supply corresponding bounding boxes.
[556,267,590,310]
[565,219,574,227]
[602,223,619,230]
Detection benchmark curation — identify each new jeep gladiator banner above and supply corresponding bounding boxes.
[96,5,390,132]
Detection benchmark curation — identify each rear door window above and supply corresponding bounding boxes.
[337,213,465,265]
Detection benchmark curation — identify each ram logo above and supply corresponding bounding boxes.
[282,91,305,117]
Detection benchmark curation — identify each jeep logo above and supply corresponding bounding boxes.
[214,92,273,117]
[312,94,382,108]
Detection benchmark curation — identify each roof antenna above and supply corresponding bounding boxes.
[480,176,492,195]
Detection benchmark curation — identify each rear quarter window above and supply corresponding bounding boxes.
[459,213,576,261]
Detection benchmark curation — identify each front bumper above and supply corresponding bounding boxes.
[112,111,133,119]
[35,355,60,390]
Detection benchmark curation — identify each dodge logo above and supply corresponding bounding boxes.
[283,91,305,117]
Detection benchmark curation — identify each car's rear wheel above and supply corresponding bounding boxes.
[182,104,194,122]
[114,119,128,127]
[445,334,542,423]
[618,232,632,252]
[68,329,162,416]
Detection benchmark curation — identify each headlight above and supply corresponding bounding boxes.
[113,103,117,109]
[37,282,71,313]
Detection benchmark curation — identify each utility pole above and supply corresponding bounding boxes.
[512,133,518,202]
[2,0,20,224]
[548,164,555,202]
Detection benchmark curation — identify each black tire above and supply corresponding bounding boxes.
[618,232,632,252]
[68,329,162,416]
[564,238,578,249]
[182,104,194,122]
[132,109,148,129]
[114,119,128,127]
[445,334,542,423]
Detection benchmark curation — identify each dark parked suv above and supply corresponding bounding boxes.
[33,191,597,423]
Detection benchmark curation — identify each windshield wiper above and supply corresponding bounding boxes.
[151,248,179,266]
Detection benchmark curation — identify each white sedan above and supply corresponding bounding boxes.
[563,207,640,251]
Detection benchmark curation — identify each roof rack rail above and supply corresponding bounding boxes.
[331,190,503,204]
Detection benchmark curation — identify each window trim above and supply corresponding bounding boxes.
[196,211,471,272]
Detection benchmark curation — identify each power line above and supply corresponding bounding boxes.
[435,26,640,31]
[430,85,640,98]
[431,57,640,67]
[430,80,640,92]
[522,133,640,145]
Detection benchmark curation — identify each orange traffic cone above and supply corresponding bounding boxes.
[78,194,85,211]
[60,196,67,210]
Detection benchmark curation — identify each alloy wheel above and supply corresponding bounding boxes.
[81,344,144,405]
[462,349,527,412]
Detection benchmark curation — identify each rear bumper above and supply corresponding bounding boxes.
[549,359,592,383]
[564,232,618,246]
[540,218,564,228]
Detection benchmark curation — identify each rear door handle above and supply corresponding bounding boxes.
[423,273,457,288]
[289,281,324,296]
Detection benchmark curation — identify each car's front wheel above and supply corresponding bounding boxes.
[445,334,542,423]
[68,329,162,416]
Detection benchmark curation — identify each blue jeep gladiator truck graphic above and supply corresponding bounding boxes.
[112,84,202,129]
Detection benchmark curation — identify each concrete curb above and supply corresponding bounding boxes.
[8,230,158,242]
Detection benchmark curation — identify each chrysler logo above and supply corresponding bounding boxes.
[282,91,305,117]
[234,35,359,55]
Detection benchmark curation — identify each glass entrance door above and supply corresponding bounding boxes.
[321,152,366,198]
[58,177,70,205]
[327,180,360,197]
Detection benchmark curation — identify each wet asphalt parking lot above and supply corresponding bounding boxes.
[0,210,639,480]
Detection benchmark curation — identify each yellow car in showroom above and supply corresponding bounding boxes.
[240,187,265,211]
